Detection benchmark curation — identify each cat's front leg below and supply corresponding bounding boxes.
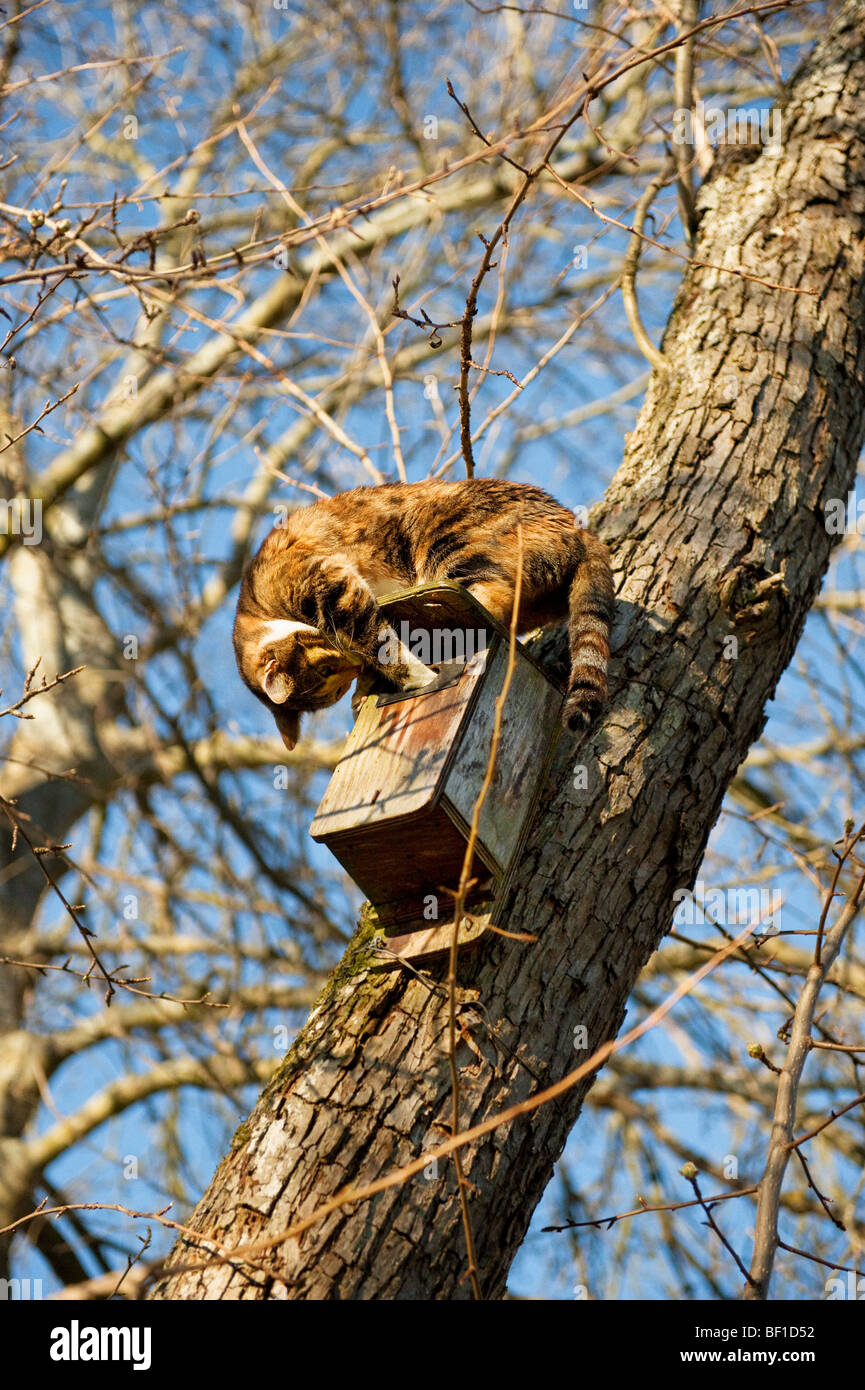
[374,624,437,692]
[316,558,435,693]
[350,639,434,720]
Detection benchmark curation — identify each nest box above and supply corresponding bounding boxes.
[309,584,563,964]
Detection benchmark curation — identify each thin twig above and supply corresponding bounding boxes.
[788,1087,865,1151]
[686,1172,756,1286]
[777,1240,865,1280]
[0,661,85,719]
[620,157,677,372]
[445,526,525,1299]
[546,161,816,297]
[0,382,79,453]
[543,1184,758,1233]
[745,831,865,1299]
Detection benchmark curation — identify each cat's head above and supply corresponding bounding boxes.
[233,615,363,750]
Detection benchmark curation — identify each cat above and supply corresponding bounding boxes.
[233,478,613,750]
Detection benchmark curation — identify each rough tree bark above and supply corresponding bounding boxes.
[150,1,865,1300]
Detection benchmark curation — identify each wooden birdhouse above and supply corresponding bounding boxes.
[309,584,564,964]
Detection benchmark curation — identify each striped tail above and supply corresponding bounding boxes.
[563,530,614,731]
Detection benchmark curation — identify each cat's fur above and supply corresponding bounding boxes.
[233,479,613,749]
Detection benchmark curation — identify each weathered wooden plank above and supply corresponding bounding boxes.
[308,647,488,838]
[443,642,563,872]
[374,910,491,967]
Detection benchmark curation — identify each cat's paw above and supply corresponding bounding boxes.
[350,668,380,718]
[398,666,437,692]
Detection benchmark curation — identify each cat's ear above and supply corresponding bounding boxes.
[273,706,300,751]
[262,658,291,704]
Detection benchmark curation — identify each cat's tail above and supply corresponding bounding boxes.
[563,529,614,731]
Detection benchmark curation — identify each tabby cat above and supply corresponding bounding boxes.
[233,478,613,750]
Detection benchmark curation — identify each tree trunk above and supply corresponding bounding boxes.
[150,1,865,1300]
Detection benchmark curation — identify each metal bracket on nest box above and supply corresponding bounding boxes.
[376,660,466,706]
[309,583,564,967]
[373,906,493,969]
